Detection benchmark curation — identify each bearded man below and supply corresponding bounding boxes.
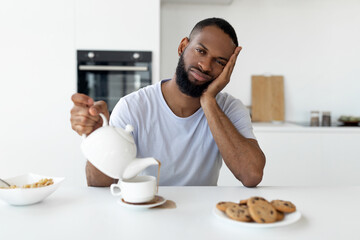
[70,17,265,187]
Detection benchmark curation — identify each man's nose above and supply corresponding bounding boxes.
[198,57,212,73]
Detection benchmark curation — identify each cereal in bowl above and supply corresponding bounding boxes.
[0,178,54,189]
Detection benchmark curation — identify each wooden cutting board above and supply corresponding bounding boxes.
[251,75,284,122]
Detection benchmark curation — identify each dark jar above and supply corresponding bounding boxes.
[322,111,331,127]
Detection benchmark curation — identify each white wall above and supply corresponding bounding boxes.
[0,0,81,184]
[0,0,160,186]
[161,0,360,122]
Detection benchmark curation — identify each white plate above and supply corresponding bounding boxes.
[0,173,64,206]
[213,207,301,228]
[117,195,166,209]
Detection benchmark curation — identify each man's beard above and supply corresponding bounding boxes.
[175,54,213,98]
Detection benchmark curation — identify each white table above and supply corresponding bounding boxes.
[1,186,359,240]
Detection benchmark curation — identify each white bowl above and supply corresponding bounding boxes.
[0,173,64,206]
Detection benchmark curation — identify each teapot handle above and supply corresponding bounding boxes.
[82,113,108,140]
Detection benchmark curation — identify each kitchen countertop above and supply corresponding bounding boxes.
[1,186,359,240]
[252,121,360,133]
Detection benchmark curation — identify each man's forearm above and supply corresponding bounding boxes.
[86,161,117,187]
[201,97,266,187]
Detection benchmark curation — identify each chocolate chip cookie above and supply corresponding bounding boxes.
[225,204,252,222]
[247,196,277,223]
[216,201,239,212]
[271,200,296,213]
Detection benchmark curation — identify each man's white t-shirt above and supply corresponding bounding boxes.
[110,79,255,186]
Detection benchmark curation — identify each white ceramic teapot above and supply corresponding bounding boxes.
[81,113,159,180]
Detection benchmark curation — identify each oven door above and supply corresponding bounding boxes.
[78,64,151,112]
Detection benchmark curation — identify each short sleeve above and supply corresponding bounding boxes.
[109,97,132,129]
[216,93,256,140]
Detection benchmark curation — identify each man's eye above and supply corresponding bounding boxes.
[196,48,205,54]
[216,60,226,67]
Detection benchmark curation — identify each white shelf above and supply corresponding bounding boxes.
[161,0,233,5]
[252,122,360,133]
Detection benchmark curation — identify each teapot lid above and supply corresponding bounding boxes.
[116,124,135,144]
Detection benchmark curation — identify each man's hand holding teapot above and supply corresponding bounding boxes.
[70,93,110,136]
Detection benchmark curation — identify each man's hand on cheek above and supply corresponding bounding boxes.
[201,46,242,102]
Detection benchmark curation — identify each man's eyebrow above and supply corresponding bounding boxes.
[198,43,229,62]
[199,43,208,51]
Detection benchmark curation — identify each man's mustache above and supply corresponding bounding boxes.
[189,66,213,81]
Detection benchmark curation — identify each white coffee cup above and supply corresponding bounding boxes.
[110,175,157,203]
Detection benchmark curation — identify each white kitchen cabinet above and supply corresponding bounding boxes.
[75,0,160,51]
[75,0,160,83]
[218,123,360,186]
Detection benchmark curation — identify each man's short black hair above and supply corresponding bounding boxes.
[189,17,238,47]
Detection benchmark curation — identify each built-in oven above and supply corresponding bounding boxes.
[77,50,152,112]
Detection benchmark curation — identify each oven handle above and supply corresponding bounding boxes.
[78,65,148,71]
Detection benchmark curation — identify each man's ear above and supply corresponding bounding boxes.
[178,37,190,56]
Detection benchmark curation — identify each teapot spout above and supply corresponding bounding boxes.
[122,157,160,180]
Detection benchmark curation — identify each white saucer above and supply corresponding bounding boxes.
[213,207,301,228]
[117,195,166,209]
